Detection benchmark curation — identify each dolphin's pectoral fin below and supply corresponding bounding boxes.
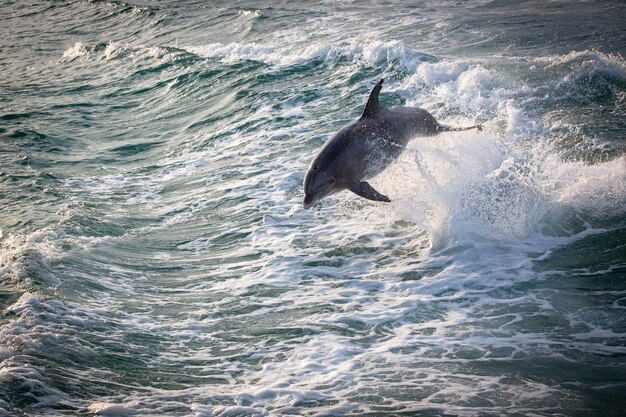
[439,124,483,132]
[348,182,391,203]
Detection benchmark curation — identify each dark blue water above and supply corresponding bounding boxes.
[1,1,625,416]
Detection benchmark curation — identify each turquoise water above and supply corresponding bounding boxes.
[1,1,625,416]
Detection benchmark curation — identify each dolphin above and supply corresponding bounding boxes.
[302,79,481,209]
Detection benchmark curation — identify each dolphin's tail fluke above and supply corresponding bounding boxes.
[440,124,483,132]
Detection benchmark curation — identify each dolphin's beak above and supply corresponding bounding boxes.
[302,193,316,209]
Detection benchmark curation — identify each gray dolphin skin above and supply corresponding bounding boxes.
[302,79,482,209]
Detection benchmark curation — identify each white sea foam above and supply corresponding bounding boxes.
[61,41,191,65]
[62,41,87,59]
[535,49,626,75]
[185,39,429,70]
[237,9,262,18]
[384,135,624,246]
[0,229,62,289]
[87,402,138,416]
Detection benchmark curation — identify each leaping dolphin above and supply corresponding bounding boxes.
[302,79,481,209]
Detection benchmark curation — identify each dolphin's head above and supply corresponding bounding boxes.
[302,161,339,209]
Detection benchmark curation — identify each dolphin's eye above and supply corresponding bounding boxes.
[328,178,336,185]
[313,165,319,170]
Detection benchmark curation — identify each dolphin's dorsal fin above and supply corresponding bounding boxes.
[361,79,384,118]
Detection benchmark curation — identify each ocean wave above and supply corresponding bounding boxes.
[83,0,155,16]
[61,41,196,66]
[535,49,626,75]
[184,39,435,70]
[0,230,62,290]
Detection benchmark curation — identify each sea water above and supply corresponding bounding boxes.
[1,1,625,416]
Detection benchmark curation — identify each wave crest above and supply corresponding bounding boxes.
[184,39,435,70]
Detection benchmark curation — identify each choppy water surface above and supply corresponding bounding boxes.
[1,1,625,416]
